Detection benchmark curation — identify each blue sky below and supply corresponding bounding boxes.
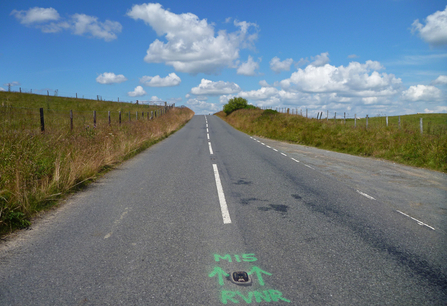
[1,0,446,116]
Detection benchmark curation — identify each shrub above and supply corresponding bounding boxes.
[223,97,249,115]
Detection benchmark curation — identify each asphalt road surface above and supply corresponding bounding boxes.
[1,115,446,305]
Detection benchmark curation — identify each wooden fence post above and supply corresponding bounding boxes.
[40,108,45,133]
[354,114,357,127]
[151,111,153,120]
[344,112,346,125]
[108,111,111,125]
[70,110,73,130]
[334,112,336,123]
[386,116,388,127]
[420,118,423,134]
[93,111,96,128]
[398,116,401,129]
[119,111,121,125]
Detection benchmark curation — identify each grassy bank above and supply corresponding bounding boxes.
[0,92,194,235]
[216,109,447,173]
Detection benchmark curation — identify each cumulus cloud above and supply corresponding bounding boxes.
[280,59,401,98]
[401,85,442,102]
[11,7,121,41]
[310,52,330,67]
[96,72,127,84]
[128,86,146,97]
[11,7,60,24]
[432,75,447,85]
[270,56,293,73]
[190,79,241,95]
[71,14,122,41]
[140,73,181,87]
[237,56,260,76]
[186,98,221,113]
[239,87,279,100]
[411,5,447,47]
[126,3,258,74]
[150,96,163,101]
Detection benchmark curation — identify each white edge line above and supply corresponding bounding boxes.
[291,158,300,163]
[356,190,375,200]
[304,164,315,170]
[208,142,214,155]
[212,164,232,224]
[396,210,435,231]
[281,152,287,156]
[273,148,278,152]
[207,134,210,140]
[266,145,271,149]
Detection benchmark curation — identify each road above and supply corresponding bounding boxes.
[1,115,446,305]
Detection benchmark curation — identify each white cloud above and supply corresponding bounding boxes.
[0,88,5,91]
[71,14,122,41]
[401,85,442,102]
[411,5,447,47]
[239,87,279,100]
[270,56,293,73]
[280,59,401,98]
[150,96,163,101]
[3,81,21,87]
[186,98,221,114]
[128,86,146,97]
[11,7,121,41]
[348,54,359,59]
[96,72,127,84]
[140,73,181,87]
[432,75,447,85]
[259,80,272,87]
[310,52,330,67]
[11,7,60,25]
[237,55,260,76]
[190,79,241,95]
[424,106,447,113]
[126,3,258,74]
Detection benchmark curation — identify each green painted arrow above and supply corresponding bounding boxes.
[208,267,229,286]
[248,266,272,286]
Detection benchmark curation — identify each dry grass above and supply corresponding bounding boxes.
[0,95,194,234]
[216,109,447,173]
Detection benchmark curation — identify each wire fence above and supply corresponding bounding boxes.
[0,104,174,133]
[1,86,165,105]
[259,106,447,136]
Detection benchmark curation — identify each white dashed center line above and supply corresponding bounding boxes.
[356,190,375,200]
[212,164,232,224]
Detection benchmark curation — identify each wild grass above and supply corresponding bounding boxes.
[0,92,194,235]
[216,109,447,173]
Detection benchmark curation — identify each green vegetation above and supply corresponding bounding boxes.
[223,97,256,115]
[216,108,447,173]
[0,91,194,235]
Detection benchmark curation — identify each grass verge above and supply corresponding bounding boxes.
[0,92,194,235]
[216,109,447,173]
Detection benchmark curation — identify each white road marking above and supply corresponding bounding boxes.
[281,152,287,156]
[356,190,375,200]
[291,158,300,163]
[396,210,435,231]
[207,133,210,140]
[261,142,265,145]
[304,164,315,170]
[266,145,271,149]
[209,142,214,155]
[207,128,209,133]
[272,148,278,152]
[212,164,232,224]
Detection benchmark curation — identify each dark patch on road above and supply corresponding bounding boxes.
[291,194,302,200]
[258,204,289,218]
[234,179,252,185]
[240,198,260,205]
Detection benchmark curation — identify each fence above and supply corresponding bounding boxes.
[1,104,175,133]
[258,106,447,136]
[1,86,165,105]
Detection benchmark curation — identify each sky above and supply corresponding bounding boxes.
[1,0,447,116]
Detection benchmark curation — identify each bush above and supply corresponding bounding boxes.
[223,97,249,115]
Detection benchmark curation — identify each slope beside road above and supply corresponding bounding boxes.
[0,115,446,305]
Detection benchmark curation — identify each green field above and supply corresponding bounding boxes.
[0,92,194,234]
[216,109,447,173]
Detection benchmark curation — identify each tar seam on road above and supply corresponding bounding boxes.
[213,164,232,224]
[396,210,435,231]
